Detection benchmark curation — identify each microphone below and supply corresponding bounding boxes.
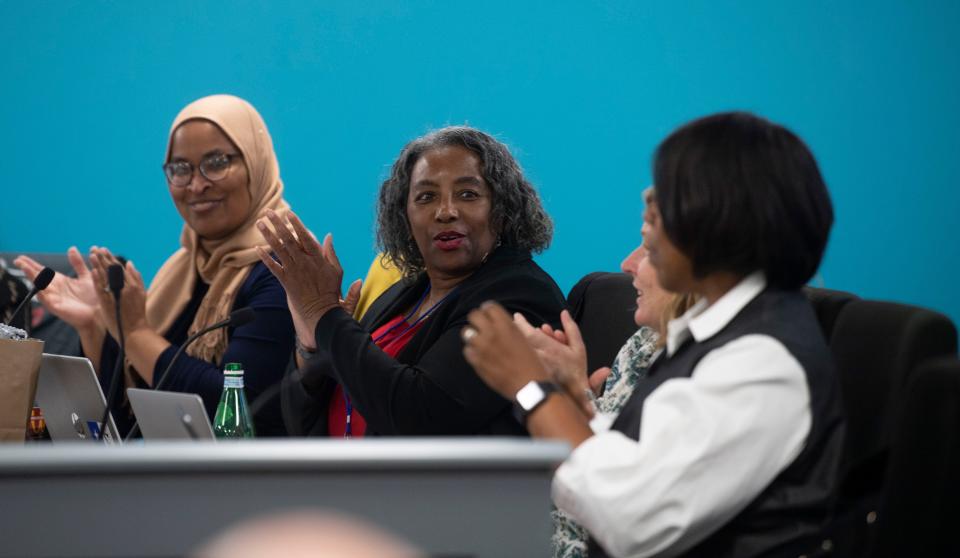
[107,264,124,295]
[123,307,256,441]
[99,264,126,443]
[5,267,55,327]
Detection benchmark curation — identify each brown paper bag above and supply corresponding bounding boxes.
[0,338,44,442]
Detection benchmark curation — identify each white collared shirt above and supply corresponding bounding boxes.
[553,272,812,558]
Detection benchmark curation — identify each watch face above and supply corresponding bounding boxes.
[516,381,546,411]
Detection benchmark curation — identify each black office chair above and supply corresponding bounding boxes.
[803,286,859,341]
[824,299,958,555]
[566,272,638,373]
[873,355,960,557]
[0,251,82,354]
[0,252,76,276]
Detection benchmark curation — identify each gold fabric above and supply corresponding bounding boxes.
[354,254,403,320]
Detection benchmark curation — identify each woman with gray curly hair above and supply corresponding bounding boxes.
[259,126,566,436]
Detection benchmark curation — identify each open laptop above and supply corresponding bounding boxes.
[127,388,215,441]
[34,353,120,444]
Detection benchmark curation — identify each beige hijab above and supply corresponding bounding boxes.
[146,95,288,364]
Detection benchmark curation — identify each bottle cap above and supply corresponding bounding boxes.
[224,362,244,375]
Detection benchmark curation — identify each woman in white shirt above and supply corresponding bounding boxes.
[462,111,844,558]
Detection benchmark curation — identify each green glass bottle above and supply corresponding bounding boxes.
[213,362,255,439]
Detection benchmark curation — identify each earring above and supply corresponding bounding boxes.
[480,236,502,265]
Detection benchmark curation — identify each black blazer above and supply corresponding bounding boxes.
[284,246,567,436]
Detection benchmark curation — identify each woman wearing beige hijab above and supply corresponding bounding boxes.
[16,95,295,436]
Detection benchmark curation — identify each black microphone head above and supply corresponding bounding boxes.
[107,264,125,294]
[229,307,256,328]
[34,267,55,291]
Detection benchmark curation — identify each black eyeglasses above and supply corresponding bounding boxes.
[162,152,241,187]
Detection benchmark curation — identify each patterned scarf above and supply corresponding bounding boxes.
[551,326,660,558]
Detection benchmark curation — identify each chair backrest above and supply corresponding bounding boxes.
[0,252,82,354]
[566,272,638,373]
[803,286,859,341]
[873,356,960,557]
[0,252,76,277]
[828,299,958,486]
[567,279,865,374]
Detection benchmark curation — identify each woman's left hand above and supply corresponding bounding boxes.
[287,278,360,352]
[462,301,551,400]
[256,210,344,342]
[513,309,604,416]
[514,310,588,388]
[88,247,151,340]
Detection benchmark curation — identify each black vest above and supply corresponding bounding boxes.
[589,288,845,558]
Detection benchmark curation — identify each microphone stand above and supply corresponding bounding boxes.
[98,265,125,443]
[153,319,232,392]
[4,267,55,331]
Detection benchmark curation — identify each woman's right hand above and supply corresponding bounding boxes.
[289,278,362,351]
[14,247,101,331]
[257,210,356,347]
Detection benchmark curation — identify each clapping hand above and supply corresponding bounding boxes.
[14,247,100,331]
[513,310,610,417]
[87,247,150,341]
[256,210,361,348]
[462,301,551,401]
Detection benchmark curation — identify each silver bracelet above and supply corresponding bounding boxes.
[295,338,318,361]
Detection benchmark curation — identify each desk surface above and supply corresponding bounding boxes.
[0,438,569,558]
[0,437,570,474]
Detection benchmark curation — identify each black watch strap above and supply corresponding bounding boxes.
[512,380,558,424]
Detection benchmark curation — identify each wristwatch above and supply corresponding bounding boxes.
[512,380,558,424]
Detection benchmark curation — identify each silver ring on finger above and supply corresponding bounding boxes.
[461,326,478,343]
[275,242,297,263]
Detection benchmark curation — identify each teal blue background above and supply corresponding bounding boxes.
[2,1,958,325]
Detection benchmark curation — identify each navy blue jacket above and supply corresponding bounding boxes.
[99,262,295,436]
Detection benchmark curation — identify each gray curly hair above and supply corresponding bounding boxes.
[376,126,553,276]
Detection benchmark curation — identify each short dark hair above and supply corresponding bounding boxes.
[653,112,834,289]
[376,126,553,275]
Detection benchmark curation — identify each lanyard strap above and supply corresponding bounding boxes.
[345,284,459,438]
[371,285,432,344]
[344,391,354,438]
